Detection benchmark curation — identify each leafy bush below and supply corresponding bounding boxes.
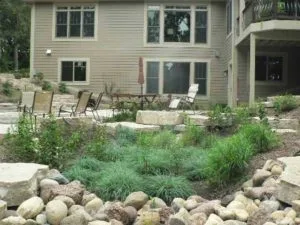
[42,81,53,91]
[238,123,279,153]
[3,115,38,161]
[2,81,13,97]
[104,111,137,122]
[233,106,252,125]
[32,72,44,85]
[203,134,254,185]
[181,124,205,146]
[208,105,234,130]
[95,162,145,201]
[144,175,194,204]
[58,82,68,93]
[273,94,298,113]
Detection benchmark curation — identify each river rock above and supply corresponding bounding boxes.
[224,220,247,225]
[137,211,160,225]
[146,197,167,209]
[47,169,69,184]
[171,198,185,212]
[168,208,190,225]
[0,200,7,220]
[105,202,130,225]
[85,198,103,215]
[35,214,47,224]
[292,200,300,215]
[0,163,49,206]
[124,192,148,210]
[204,213,223,225]
[184,199,199,211]
[16,197,44,219]
[48,181,84,204]
[1,216,26,225]
[53,195,75,208]
[189,212,207,225]
[253,169,272,186]
[46,200,68,225]
[82,193,97,206]
[190,200,221,216]
[60,213,87,225]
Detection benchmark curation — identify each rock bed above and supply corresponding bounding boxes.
[0,159,300,225]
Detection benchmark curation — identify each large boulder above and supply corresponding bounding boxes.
[0,163,49,206]
[276,157,300,205]
[16,197,44,219]
[104,202,130,225]
[48,181,84,204]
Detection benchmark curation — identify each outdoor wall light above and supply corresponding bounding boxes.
[46,49,52,56]
[214,50,220,58]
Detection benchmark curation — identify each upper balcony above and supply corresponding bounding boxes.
[243,0,300,29]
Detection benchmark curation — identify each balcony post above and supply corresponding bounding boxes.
[249,33,256,107]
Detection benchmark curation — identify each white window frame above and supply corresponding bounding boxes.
[58,58,90,85]
[226,0,232,37]
[144,4,211,48]
[144,58,210,99]
[254,52,288,86]
[52,4,98,41]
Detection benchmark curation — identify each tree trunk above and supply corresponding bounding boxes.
[14,44,19,71]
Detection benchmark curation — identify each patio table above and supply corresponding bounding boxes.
[111,93,157,111]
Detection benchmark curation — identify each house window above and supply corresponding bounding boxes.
[56,6,95,38]
[226,0,232,35]
[146,60,208,96]
[146,5,208,44]
[195,62,207,95]
[146,62,159,93]
[61,61,87,82]
[255,56,283,81]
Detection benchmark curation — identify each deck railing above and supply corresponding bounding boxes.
[243,0,300,29]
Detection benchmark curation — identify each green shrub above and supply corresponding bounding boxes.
[104,111,137,122]
[203,134,254,185]
[3,115,37,161]
[233,106,252,125]
[42,81,53,91]
[2,81,13,97]
[36,117,82,169]
[136,130,178,149]
[58,82,69,93]
[181,124,205,146]
[273,94,298,113]
[96,162,145,201]
[144,175,194,204]
[238,123,279,153]
[208,105,234,129]
[32,72,44,85]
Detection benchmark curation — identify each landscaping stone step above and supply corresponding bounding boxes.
[0,103,17,112]
[272,129,298,134]
[186,115,209,126]
[253,117,299,130]
[101,122,160,134]
[276,156,300,205]
[0,112,21,124]
[263,101,274,108]
[136,110,183,125]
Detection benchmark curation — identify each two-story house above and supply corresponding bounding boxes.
[24,0,300,107]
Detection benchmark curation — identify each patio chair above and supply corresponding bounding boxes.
[169,83,199,113]
[26,91,54,130]
[17,91,35,112]
[58,91,93,117]
[29,91,54,117]
[86,92,104,121]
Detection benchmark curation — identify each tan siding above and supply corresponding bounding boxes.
[33,1,227,104]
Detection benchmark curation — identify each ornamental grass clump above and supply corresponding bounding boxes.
[95,161,145,201]
[144,175,194,204]
[273,94,298,113]
[238,123,280,153]
[203,134,254,185]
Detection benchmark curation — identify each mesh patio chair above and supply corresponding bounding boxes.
[58,91,93,117]
[169,83,199,113]
[17,91,35,112]
[86,92,104,121]
[26,91,54,130]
